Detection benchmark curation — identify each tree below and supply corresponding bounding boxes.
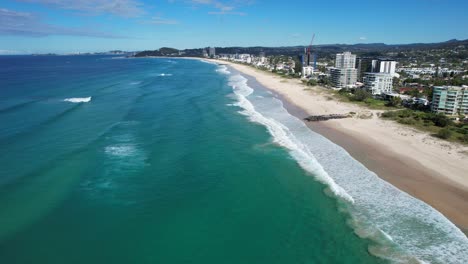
[386,96,402,107]
[353,89,371,101]
[433,114,451,127]
[424,87,434,99]
[294,58,302,76]
[318,76,331,86]
[408,88,420,98]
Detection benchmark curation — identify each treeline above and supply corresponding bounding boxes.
[404,76,468,87]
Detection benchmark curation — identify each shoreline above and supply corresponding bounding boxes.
[210,59,468,233]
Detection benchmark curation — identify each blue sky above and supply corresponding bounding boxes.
[0,0,467,54]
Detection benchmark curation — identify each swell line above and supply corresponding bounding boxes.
[0,103,83,145]
[0,100,39,115]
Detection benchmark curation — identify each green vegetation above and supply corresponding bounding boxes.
[332,89,397,110]
[381,110,468,144]
[306,79,318,86]
[386,96,402,107]
[404,76,468,87]
[437,128,453,139]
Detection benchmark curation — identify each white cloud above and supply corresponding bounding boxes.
[16,0,146,17]
[359,36,367,40]
[0,8,126,38]
[189,0,249,16]
[0,49,21,55]
[146,16,179,25]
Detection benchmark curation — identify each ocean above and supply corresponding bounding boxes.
[0,55,466,264]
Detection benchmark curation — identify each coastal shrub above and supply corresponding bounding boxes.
[353,89,371,101]
[397,110,413,118]
[338,88,349,95]
[437,128,452,139]
[386,97,402,107]
[452,127,468,134]
[398,118,416,125]
[363,98,374,105]
[432,114,452,127]
[381,111,396,118]
[463,134,468,143]
[307,79,318,86]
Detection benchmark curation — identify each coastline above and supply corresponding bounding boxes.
[209,59,468,233]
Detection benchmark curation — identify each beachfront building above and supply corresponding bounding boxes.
[377,60,397,75]
[209,47,216,57]
[330,52,357,88]
[302,66,314,77]
[432,86,468,116]
[357,58,397,81]
[330,68,358,89]
[335,52,356,68]
[363,72,394,95]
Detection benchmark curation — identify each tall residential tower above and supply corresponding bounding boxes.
[330,52,358,89]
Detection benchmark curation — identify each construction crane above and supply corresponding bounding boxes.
[306,33,315,66]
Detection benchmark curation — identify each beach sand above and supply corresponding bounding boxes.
[212,59,468,233]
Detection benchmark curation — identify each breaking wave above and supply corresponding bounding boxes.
[64,97,91,103]
[216,65,231,75]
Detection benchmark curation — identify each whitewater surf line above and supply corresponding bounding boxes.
[217,64,468,264]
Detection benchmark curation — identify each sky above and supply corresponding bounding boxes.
[0,0,467,54]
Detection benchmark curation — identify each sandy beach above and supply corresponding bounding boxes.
[212,59,468,232]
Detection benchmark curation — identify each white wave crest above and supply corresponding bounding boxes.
[157,73,172,77]
[228,74,354,203]
[64,97,91,103]
[226,72,468,264]
[105,144,137,157]
[216,65,231,75]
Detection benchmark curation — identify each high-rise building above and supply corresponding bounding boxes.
[357,58,397,80]
[209,47,216,57]
[330,68,358,89]
[432,86,468,116]
[335,52,357,69]
[375,59,397,75]
[363,72,394,95]
[356,57,373,81]
[330,52,357,88]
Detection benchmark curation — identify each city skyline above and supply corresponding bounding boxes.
[1,0,468,54]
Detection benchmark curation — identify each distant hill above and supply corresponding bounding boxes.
[134,39,468,58]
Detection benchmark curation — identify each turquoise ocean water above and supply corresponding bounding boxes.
[0,56,466,263]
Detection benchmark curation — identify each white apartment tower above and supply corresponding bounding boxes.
[335,52,357,68]
[363,73,394,95]
[378,60,397,75]
[330,52,358,88]
[209,47,216,57]
[432,86,468,116]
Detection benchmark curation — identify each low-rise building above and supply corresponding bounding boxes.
[432,86,468,116]
[302,66,314,77]
[363,72,393,95]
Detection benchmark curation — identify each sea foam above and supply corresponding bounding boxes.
[222,67,468,264]
[64,97,91,103]
[216,65,231,75]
